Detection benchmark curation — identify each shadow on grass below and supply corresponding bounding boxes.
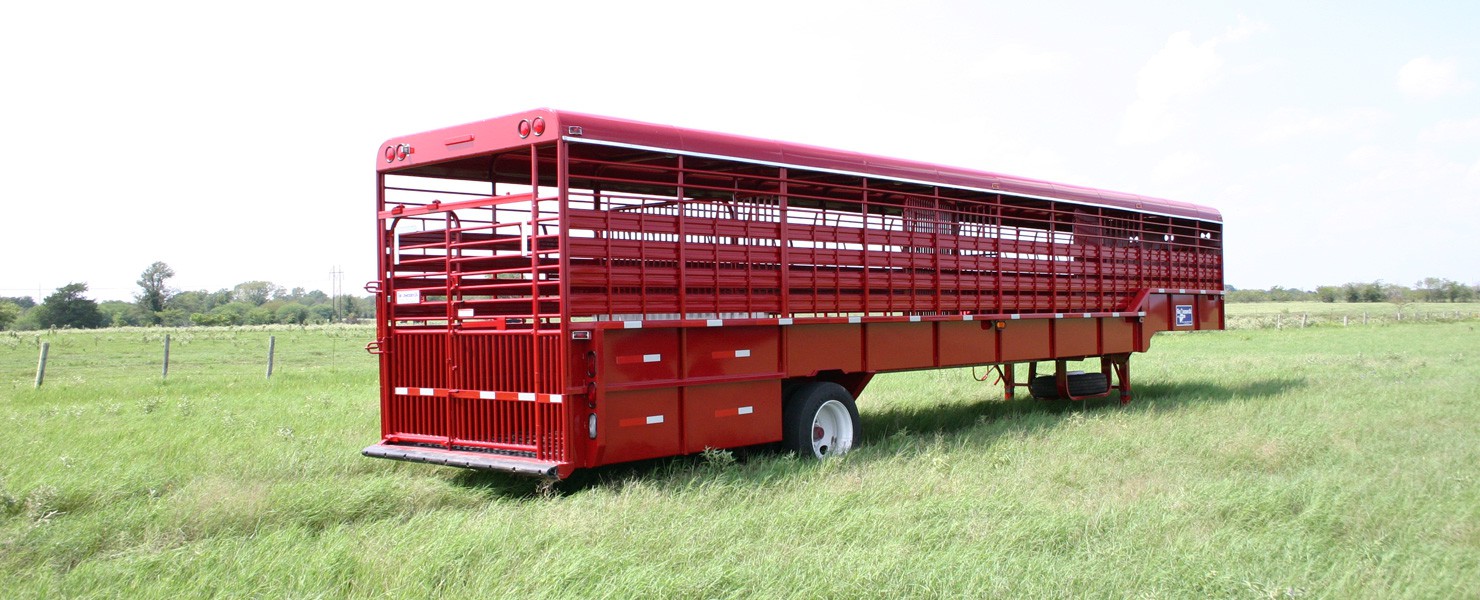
[861,376,1307,442]
[448,376,1308,497]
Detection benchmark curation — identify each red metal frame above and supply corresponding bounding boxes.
[363,109,1225,478]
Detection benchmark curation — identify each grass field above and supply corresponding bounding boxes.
[2,319,1478,597]
[1225,301,1480,330]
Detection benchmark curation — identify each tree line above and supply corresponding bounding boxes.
[1225,278,1479,303]
[0,262,374,330]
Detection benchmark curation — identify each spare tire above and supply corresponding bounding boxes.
[1029,372,1110,400]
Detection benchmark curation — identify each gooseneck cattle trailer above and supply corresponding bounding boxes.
[363,109,1224,479]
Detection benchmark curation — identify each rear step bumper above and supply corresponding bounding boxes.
[363,443,561,478]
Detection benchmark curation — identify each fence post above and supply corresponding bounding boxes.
[1363,312,1368,325]
[1343,315,1348,327]
[266,335,276,379]
[35,341,49,388]
[162,334,171,379]
[1301,313,1308,328]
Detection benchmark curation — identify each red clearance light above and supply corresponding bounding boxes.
[518,119,531,138]
[396,145,409,161]
[383,146,396,163]
[532,117,546,136]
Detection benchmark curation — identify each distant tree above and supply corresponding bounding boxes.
[275,303,310,325]
[1415,277,1446,303]
[99,300,148,327]
[0,301,20,330]
[233,281,282,306]
[135,261,176,323]
[0,296,36,309]
[308,304,336,323]
[35,283,108,329]
[1445,281,1477,302]
[1315,286,1341,303]
[247,306,277,325]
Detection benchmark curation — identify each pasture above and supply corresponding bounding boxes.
[1,319,1477,597]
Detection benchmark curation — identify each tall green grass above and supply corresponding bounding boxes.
[2,321,1477,597]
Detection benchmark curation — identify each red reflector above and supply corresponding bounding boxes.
[383,146,396,163]
[518,119,531,138]
[532,117,546,136]
[396,145,408,160]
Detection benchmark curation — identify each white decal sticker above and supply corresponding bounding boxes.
[395,290,420,305]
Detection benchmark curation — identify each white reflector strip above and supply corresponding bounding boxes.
[1011,314,1021,320]
[1055,313,1064,318]
[779,318,793,325]
[480,391,498,399]
[909,315,921,322]
[707,319,723,327]
[1112,312,1121,317]
[643,354,661,363]
[394,387,409,395]
[646,415,664,424]
[848,316,861,323]
[624,320,642,329]
[1083,313,1092,318]
[518,392,536,401]
[419,388,434,396]
[735,349,751,358]
[457,308,474,317]
[738,406,753,415]
[549,395,563,403]
[1179,289,1187,294]
[963,315,974,320]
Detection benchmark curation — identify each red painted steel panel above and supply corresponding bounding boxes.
[1142,295,1170,349]
[1101,319,1136,355]
[681,380,782,453]
[937,320,999,366]
[602,329,680,385]
[786,324,863,376]
[865,322,935,371]
[1054,319,1099,358]
[684,326,780,379]
[1199,295,1223,330]
[597,388,681,464]
[1000,320,1053,362]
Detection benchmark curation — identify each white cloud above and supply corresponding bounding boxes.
[1418,117,1480,143]
[973,43,1070,78]
[1397,56,1473,99]
[1467,158,1480,189]
[1118,19,1268,144]
[1253,107,1388,143]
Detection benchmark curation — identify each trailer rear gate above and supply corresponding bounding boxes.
[364,110,1224,478]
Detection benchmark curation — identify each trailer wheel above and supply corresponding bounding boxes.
[782,382,861,459]
[1029,372,1110,400]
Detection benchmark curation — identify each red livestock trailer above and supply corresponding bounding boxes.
[363,109,1224,478]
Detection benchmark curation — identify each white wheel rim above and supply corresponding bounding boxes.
[810,399,854,458]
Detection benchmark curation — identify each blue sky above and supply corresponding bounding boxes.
[2,1,1476,301]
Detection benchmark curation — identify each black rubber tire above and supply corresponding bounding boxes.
[1029,372,1110,400]
[781,382,862,459]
